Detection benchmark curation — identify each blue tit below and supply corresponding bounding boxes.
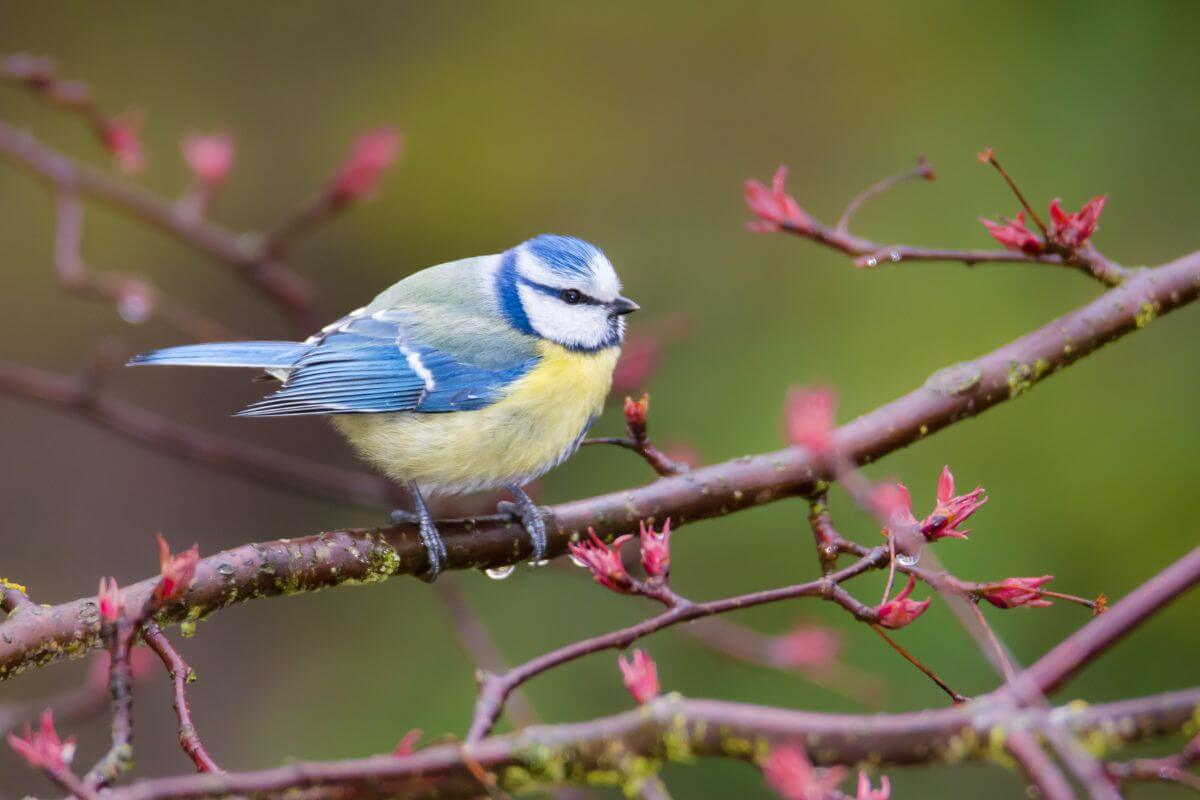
[128,235,638,578]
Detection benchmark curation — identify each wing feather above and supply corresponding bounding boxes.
[238,308,536,417]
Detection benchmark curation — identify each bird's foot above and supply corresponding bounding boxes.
[395,485,447,582]
[416,514,448,583]
[499,485,549,564]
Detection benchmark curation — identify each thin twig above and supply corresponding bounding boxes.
[85,615,136,789]
[142,624,222,773]
[978,150,1050,236]
[869,625,967,704]
[51,188,242,341]
[0,360,402,508]
[434,578,542,730]
[835,156,934,234]
[0,119,318,333]
[465,551,887,741]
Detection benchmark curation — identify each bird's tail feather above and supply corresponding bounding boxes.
[127,341,308,368]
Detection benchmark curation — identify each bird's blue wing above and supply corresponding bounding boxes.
[237,309,536,417]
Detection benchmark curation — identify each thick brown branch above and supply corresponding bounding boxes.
[95,689,1200,800]
[3,248,1200,680]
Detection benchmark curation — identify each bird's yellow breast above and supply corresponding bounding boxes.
[332,342,619,494]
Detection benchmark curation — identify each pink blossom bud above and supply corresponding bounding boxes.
[920,465,987,541]
[638,519,671,580]
[980,212,1043,255]
[745,166,813,233]
[767,624,841,670]
[875,575,931,629]
[762,743,846,800]
[103,111,146,174]
[624,394,649,431]
[1049,195,1107,249]
[567,530,635,593]
[870,483,916,529]
[328,126,402,204]
[393,728,422,756]
[154,533,199,605]
[617,649,659,705]
[181,133,235,187]
[7,710,76,773]
[97,576,124,624]
[784,385,837,456]
[981,575,1054,609]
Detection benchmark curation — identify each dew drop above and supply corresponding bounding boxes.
[484,565,516,580]
[568,553,587,568]
[866,257,878,267]
[527,559,550,569]
[896,552,920,567]
[889,251,901,262]
[117,286,154,324]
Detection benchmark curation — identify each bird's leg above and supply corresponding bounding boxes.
[498,484,548,563]
[400,482,447,581]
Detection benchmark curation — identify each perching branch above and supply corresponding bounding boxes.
[3,245,1200,679]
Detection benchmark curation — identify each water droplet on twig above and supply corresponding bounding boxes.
[484,565,515,580]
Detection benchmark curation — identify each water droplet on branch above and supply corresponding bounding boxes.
[484,565,515,580]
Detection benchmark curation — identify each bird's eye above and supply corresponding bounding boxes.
[560,289,583,305]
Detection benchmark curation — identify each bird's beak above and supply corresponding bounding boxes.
[610,296,640,315]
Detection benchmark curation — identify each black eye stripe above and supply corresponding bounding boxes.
[521,279,603,305]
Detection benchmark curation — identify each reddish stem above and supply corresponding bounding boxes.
[142,624,222,774]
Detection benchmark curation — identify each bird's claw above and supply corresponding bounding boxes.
[499,494,549,563]
[392,492,446,582]
[416,515,448,583]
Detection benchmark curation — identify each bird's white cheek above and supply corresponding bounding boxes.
[519,288,611,349]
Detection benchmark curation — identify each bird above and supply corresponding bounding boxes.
[128,234,638,579]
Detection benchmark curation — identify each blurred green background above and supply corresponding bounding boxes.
[2,2,1198,797]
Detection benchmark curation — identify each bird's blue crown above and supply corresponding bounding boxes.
[525,234,604,279]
